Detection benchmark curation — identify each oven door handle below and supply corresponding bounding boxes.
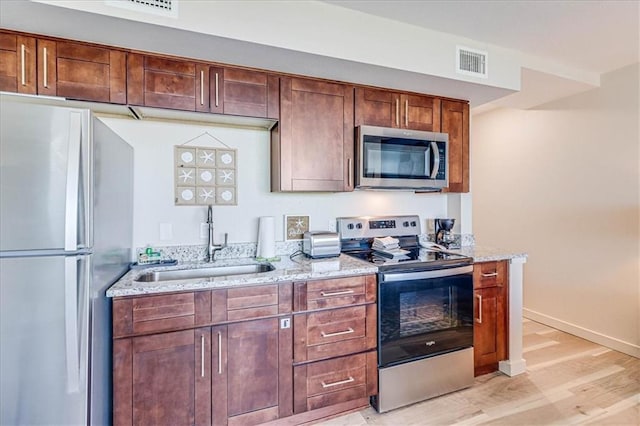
[380,265,473,282]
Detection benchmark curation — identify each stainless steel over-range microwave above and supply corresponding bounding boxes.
[355,125,448,191]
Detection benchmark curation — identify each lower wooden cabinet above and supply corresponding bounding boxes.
[113,274,377,426]
[293,351,377,413]
[212,318,293,426]
[473,261,508,376]
[113,328,211,426]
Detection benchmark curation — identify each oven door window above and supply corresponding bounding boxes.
[363,136,434,180]
[378,273,473,367]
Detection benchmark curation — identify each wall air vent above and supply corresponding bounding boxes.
[105,0,178,18]
[456,46,488,78]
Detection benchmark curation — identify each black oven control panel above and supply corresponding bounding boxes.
[337,215,421,239]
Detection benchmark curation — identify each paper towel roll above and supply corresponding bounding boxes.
[256,216,276,259]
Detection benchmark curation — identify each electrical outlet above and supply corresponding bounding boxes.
[200,223,208,239]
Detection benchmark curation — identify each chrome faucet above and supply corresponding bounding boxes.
[206,205,227,262]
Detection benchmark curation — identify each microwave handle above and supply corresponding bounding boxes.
[430,141,440,179]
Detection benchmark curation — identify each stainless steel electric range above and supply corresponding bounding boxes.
[337,215,475,413]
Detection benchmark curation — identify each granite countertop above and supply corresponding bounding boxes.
[106,254,377,298]
[107,245,527,298]
[455,246,528,263]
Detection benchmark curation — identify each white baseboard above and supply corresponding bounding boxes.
[523,308,640,359]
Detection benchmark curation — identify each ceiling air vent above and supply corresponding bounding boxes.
[456,46,488,78]
[105,0,178,18]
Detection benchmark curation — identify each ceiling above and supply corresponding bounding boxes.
[322,0,640,75]
[321,0,639,112]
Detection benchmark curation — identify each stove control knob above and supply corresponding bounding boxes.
[356,223,363,229]
[403,221,410,227]
[347,223,355,230]
[411,221,417,227]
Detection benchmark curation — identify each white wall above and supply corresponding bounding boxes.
[99,116,449,250]
[471,64,640,357]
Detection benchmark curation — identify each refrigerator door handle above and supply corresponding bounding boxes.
[64,256,81,394]
[64,112,82,252]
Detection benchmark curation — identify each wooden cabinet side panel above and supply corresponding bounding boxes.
[113,339,132,426]
[366,350,378,397]
[276,77,293,191]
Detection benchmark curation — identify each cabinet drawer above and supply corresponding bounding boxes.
[294,275,376,311]
[293,351,377,413]
[210,283,292,323]
[113,293,196,337]
[473,261,507,289]
[293,304,376,362]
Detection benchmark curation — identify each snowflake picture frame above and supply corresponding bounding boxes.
[174,144,237,206]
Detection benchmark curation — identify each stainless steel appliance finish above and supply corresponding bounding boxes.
[0,93,133,425]
[374,347,474,413]
[134,263,275,282]
[338,215,474,413]
[302,231,341,258]
[355,125,448,191]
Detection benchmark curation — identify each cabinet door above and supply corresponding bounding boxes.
[273,77,354,192]
[219,67,273,118]
[401,94,440,131]
[213,318,293,426]
[0,33,36,94]
[441,99,469,193]
[473,285,507,376]
[354,87,400,128]
[113,328,211,426]
[128,54,206,111]
[38,40,127,103]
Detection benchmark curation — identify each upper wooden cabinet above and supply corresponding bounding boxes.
[272,77,355,192]
[128,53,278,118]
[441,99,470,193]
[355,87,440,132]
[127,54,208,112]
[0,32,126,103]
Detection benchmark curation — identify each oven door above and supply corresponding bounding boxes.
[377,265,473,368]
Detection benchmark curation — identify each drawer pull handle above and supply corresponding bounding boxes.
[321,376,354,388]
[405,99,409,127]
[476,294,483,324]
[481,272,498,278]
[321,327,354,338]
[20,44,26,86]
[43,47,48,88]
[217,331,222,375]
[215,72,219,107]
[200,70,204,105]
[320,289,354,297]
[200,334,205,378]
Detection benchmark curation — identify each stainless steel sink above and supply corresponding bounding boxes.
[134,263,275,282]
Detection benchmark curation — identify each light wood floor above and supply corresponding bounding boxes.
[317,319,639,425]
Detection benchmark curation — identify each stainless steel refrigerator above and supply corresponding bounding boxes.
[0,93,133,425]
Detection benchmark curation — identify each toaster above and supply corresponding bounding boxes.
[302,231,341,258]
